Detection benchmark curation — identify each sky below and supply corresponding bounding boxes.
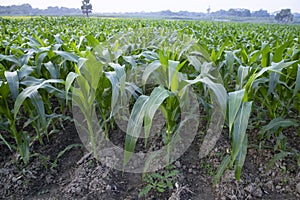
[1,0,300,13]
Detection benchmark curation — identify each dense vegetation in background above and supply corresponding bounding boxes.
[0,4,81,16]
[0,17,299,183]
[1,3,300,24]
[275,9,294,23]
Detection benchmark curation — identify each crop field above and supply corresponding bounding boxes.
[0,17,300,199]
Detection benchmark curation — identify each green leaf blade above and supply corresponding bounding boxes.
[5,71,19,100]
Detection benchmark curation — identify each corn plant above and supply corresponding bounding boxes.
[215,58,300,183]
[118,31,227,169]
[0,17,299,185]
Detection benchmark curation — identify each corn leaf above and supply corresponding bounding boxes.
[142,60,161,85]
[294,64,300,97]
[124,95,149,167]
[228,89,245,134]
[213,155,231,186]
[54,51,79,63]
[144,86,171,145]
[259,117,299,136]
[273,40,291,63]
[168,60,179,91]
[266,152,290,171]
[0,54,21,66]
[44,62,59,79]
[65,72,79,102]
[234,135,248,180]
[231,101,252,164]
[14,79,63,123]
[5,71,19,100]
[18,65,34,80]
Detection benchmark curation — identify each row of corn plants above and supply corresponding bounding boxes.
[0,17,299,184]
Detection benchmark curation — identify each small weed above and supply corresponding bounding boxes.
[139,165,179,197]
[199,160,215,176]
[87,159,94,167]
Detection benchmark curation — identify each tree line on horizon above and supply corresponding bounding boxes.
[0,3,297,23]
[0,4,81,16]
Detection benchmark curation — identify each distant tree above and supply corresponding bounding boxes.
[81,0,92,17]
[212,9,227,16]
[228,8,251,17]
[0,4,81,16]
[275,9,293,23]
[207,6,211,15]
[252,9,270,18]
[45,6,60,15]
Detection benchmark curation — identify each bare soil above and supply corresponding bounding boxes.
[0,117,299,200]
